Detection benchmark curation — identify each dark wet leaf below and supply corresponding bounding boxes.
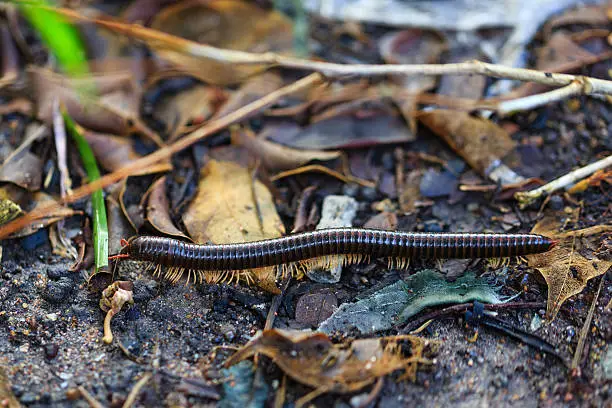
[0,124,47,191]
[379,29,446,132]
[83,129,171,175]
[268,112,414,150]
[537,32,595,71]
[107,185,136,256]
[0,150,43,191]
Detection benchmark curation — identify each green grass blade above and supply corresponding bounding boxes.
[17,0,89,77]
[62,110,108,272]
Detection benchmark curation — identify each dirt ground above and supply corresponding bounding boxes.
[1,95,610,408]
[1,2,611,408]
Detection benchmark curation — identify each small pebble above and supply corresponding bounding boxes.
[44,343,59,360]
[548,195,564,210]
[44,313,58,322]
[20,392,38,404]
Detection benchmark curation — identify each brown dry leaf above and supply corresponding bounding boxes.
[537,32,595,71]
[0,184,78,238]
[566,169,612,194]
[183,160,285,292]
[379,29,446,133]
[0,124,47,191]
[29,67,163,146]
[224,330,430,396]
[545,5,611,38]
[150,83,219,138]
[214,71,283,119]
[528,218,612,320]
[83,129,172,175]
[144,176,191,240]
[418,110,516,180]
[107,184,136,256]
[232,127,341,172]
[150,0,293,85]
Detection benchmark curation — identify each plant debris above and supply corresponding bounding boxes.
[319,269,503,335]
[224,329,432,406]
[527,217,612,319]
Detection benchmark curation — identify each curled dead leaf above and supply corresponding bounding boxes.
[224,330,432,400]
[83,129,172,175]
[528,218,612,320]
[144,176,191,240]
[232,127,341,172]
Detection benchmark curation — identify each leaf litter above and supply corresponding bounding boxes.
[0,1,610,407]
[224,329,433,406]
[527,216,612,320]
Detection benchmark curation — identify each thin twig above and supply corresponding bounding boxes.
[271,164,376,188]
[515,155,612,208]
[401,301,546,333]
[32,5,612,96]
[122,372,153,408]
[77,386,105,408]
[0,73,324,239]
[497,81,584,114]
[570,275,605,375]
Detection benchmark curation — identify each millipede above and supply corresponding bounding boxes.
[112,228,556,285]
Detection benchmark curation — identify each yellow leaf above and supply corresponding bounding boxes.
[528,218,612,320]
[183,160,285,293]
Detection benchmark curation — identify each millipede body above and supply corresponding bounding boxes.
[121,229,555,284]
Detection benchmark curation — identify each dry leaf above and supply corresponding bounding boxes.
[232,127,341,172]
[29,67,163,146]
[107,189,136,257]
[418,110,517,182]
[144,176,191,240]
[183,160,285,292]
[0,124,47,191]
[536,32,595,71]
[83,130,172,175]
[224,330,430,396]
[379,29,446,133]
[0,184,78,238]
[214,71,283,118]
[528,218,612,319]
[149,83,218,137]
[150,0,293,85]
